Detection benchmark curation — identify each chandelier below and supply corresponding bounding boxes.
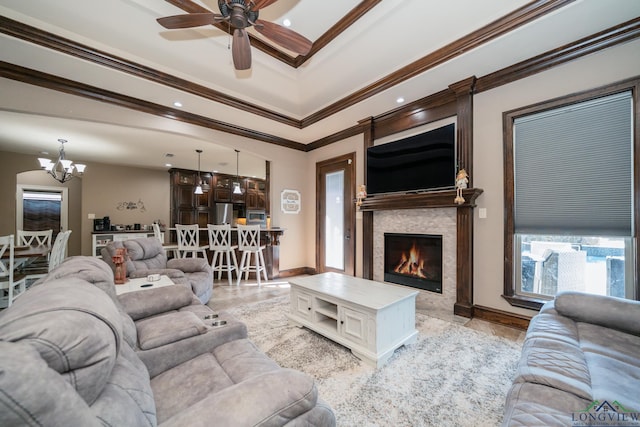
[37,139,86,183]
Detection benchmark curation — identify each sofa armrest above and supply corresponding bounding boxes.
[167,258,211,274]
[159,369,328,427]
[555,291,640,336]
[117,285,195,321]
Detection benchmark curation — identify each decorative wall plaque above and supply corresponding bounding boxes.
[281,189,301,214]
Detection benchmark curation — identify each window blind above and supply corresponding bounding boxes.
[514,91,633,236]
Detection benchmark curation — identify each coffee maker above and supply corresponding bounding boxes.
[93,216,110,232]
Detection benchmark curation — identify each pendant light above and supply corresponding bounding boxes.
[233,149,243,195]
[194,149,204,195]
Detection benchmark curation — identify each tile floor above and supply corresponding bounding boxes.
[208,276,527,344]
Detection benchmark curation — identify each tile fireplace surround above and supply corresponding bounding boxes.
[360,188,483,317]
[373,208,456,313]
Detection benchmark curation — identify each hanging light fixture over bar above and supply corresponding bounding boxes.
[37,139,86,183]
[194,149,204,195]
[233,149,243,195]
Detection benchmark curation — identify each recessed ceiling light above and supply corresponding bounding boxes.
[396,97,405,104]
[282,18,291,27]
[173,101,182,107]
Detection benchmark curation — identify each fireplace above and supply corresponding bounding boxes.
[384,233,443,293]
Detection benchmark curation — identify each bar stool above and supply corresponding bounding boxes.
[236,224,268,286]
[175,224,208,259]
[153,223,179,259]
[207,224,238,286]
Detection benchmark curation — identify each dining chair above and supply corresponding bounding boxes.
[17,229,53,248]
[175,224,208,259]
[22,230,72,283]
[207,224,238,286]
[153,223,179,259]
[17,229,53,262]
[236,225,268,286]
[0,234,27,308]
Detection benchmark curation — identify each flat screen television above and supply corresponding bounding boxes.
[366,123,456,195]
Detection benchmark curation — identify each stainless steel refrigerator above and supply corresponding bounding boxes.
[214,203,234,225]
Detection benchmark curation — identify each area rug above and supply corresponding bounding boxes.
[226,296,522,427]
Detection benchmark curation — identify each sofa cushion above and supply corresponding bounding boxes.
[0,341,101,427]
[159,368,319,427]
[514,335,592,400]
[118,284,195,320]
[102,237,168,274]
[0,280,158,426]
[502,382,589,427]
[213,338,280,383]
[152,339,319,427]
[136,311,207,350]
[555,291,640,336]
[34,256,117,300]
[151,352,235,423]
[33,256,138,349]
[88,344,157,427]
[576,322,640,408]
[0,280,122,405]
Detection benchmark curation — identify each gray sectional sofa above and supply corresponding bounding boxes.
[502,291,640,426]
[101,237,214,304]
[0,256,336,426]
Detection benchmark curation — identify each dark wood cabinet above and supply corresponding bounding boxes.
[245,178,267,209]
[171,169,215,236]
[213,175,232,202]
[170,169,268,229]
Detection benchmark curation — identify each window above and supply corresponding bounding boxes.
[503,80,638,310]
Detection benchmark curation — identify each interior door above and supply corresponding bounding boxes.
[316,153,356,275]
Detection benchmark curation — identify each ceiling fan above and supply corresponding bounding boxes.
[157,0,313,70]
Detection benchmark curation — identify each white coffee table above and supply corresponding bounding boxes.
[115,275,175,295]
[287,272,418,368]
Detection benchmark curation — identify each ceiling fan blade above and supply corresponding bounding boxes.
[254,20,312,55]
[232,29,252,70]
[251,0,280,10]
[157,13,223,29]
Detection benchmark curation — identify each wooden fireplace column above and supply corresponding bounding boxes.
[359,77,480,318]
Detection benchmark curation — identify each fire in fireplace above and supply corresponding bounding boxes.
[384,233,443,293]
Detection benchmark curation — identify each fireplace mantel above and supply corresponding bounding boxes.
[359,188,483,211]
